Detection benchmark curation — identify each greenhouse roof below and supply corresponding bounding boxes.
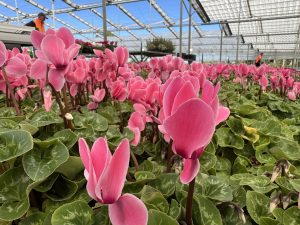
[0,0,299,61]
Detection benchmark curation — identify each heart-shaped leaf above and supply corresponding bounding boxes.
[0,130,33,162]
[23,140,69,181]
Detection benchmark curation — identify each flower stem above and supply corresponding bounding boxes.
[1,66,21,116]
[130,151,139,171]
[166,140,174,172]
[186,178,196,225]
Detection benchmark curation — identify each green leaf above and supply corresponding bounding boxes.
[19,212,46,225]
[34,173,59,192]
[75,111,108,132]
[51,129,78,149]
[29,109,63,127]
[272,208,284,224]
[221,206,252,225]
[289,179,300,192]
[55,156,84,180]
[98,105,121,124]
[226,117,245,135]
[148,209,179,225]
[193,195,223,225]
[148,173,178,197]
[232,186,247,208]
[216,127,244,150]
[23,140,69,181]
[0,119,18,130]
[45,175,78,201]
[259,217,279,225]
[201,176,233,202]
[240,175,278,193]
[199,151,217,172]
[168,199,181,221]
[0,130,33,162]
[51,201,94,225]
[282,207,300,225]
[135,171,156,181]
[19,122,39,135]
[0,167,33,221]
[93,206,110,225]
[215,157,232,174]
[246,191,271,224]
[141,186,169,213]
[268,138,300,160]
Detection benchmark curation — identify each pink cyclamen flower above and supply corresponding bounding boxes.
[87,88,106,110]
[30,28,80,91]
[43,89,53,112]
[158,77,218,184]
[127,111,146,146]
[288,91,296,101]
[79,138,148,225]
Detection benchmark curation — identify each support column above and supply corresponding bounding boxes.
[52,0,55,28]
[179,0,183,57]
[14,0,19,24]
[246,44,249,63]
[236,0,242,63]
[102,0,108,42]
[219,27,223,62]
[188,0,192,55]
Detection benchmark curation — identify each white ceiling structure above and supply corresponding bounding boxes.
[0,0,299,61]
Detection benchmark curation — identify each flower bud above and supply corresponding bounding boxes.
[282,195,291,209]
[235,206,246,224]
[270,165,282,182]
[269,195,281,212]
[65,113,73,120]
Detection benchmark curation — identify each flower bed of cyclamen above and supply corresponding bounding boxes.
[0,27,299,225]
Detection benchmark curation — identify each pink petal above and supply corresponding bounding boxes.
[41,35,65,67]
[171,81,197,114]
[67,44,81,62]
[164,99,215,159]
[48,69,65,91]
[0,41,7,67]
[94,49,103,57]
[115,47,125,67]
[128,112,145,131]
[70,84,78,97]
[180,158,200,184]
[78,138,91,174]
[216,106,230,125]
[97,139,130,204]
[90,88,105,103]
[288,91,296,101]
[90,137,112,181]
[30,59,47,80]
[163,77,185,117]
[129,127,141,146]
[201,80,215,104]
[56,27,75,49]
[30,30,45,50]
[87,102,99,110]
[109,194,148,225]
[5,57,27,77]
[43,89,53,112]
[74,67,86,83]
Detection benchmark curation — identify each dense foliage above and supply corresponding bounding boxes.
[0,27,300,225]
[146,37,175,53]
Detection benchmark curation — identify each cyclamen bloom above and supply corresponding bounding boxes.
[79,138,148,225]
[30,28,81,91]
[159,76,230,184]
